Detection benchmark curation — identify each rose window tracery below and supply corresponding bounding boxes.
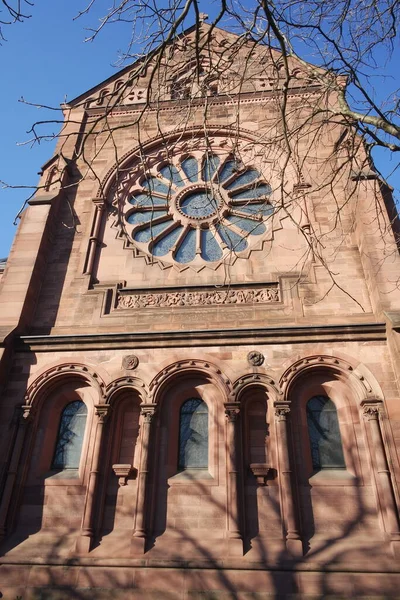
[122,150,274,269]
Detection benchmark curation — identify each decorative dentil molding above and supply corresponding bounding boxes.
[148,359,233,402]
[232,373,283,402]
[105,376,148,404]
[279,354,381,402]
[24,363,107,407]
[116,285,280,310]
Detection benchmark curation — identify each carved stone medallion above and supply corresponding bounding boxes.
[122,354,139,370]
[247,351,265,367]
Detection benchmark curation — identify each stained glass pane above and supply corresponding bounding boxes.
[127,210,168,225]
[159,164,184,187]
[225,169,260,189]
[227,215,266,236]
[230,183,272,200]
[180,191,218,218]
[179,399,208,469]
[52,401,87,470]
[152,225,183,256]
[307,396,345,471]
[142,177,174,195]
[181,157,199,182]
[219,159,242,182]
[217,224,248,252]
[201,229,223,261]
[129,193,167,207]
[202,154,220,181]
[134,220,172,243]
[175,228,197,263]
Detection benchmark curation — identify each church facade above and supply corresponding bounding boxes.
[1,24,400,598]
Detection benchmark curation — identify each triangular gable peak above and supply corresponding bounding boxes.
[68,24,324,111]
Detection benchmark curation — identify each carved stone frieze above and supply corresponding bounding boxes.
[116,285,280,310]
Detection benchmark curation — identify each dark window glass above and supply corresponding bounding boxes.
[52,401,87,470]
[306,395,345,471]
[178,399,208,469]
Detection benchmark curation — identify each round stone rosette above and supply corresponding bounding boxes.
[119,138,275,270]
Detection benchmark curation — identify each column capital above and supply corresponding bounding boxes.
[224,402,241,422]
[20,405,35,423]
[361,400,383,421]
[94,404,111,423]
[140,403,157,423]
[274,401,291,421]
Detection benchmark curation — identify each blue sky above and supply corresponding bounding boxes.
[0,2,399,259]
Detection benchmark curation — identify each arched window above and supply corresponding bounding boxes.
[178,399,208,470]
[52,401,88,470]
[306,395,345,471]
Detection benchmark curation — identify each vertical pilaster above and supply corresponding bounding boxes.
[83,198,105,276]
[362,401,400,547]
[133,403,156,542]
[76,404,110,554]
[224,402,242,544]
[274,401,302,556]
[0,405,32,540]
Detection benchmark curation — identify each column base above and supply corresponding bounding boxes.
[286,537,303,557]
[228,537,244,557]
[391,539,400,558]
[131,536,147,555]
[75,534,92,555]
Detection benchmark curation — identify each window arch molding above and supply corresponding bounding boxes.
[27,380,98,483]
[286,370,362,483]
[156,372,223,482]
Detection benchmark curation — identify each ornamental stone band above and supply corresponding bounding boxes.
[116,285,280,310]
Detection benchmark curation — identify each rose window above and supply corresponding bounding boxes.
[123,153,274,267]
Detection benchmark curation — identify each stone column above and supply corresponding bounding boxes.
[76,404,110,554]
[0,405,32,540]
[362,401,400,543]
[224,402,242,543]
[133,403,156,545]
[83,198,104,276]
[274,401,302,556]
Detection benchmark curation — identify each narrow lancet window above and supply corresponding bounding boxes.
[52,401,87,470]
[178,399,208,470]
[306,395,345,471]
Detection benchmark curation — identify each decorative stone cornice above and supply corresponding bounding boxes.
[18,323,386,353]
